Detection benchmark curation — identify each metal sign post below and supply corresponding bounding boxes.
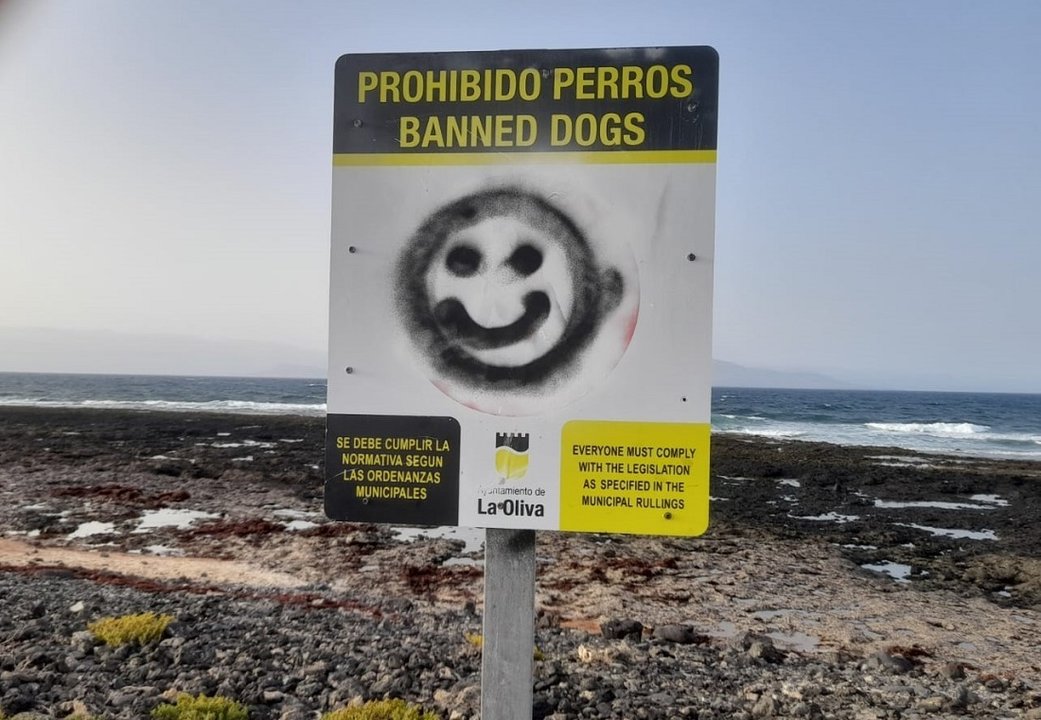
[481,529,536,720]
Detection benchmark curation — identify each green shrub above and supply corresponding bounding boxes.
[150,693,249,720]
[321,699,440,720]
[88,612,174,647]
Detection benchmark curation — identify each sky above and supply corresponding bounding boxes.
[1,0,1039,392]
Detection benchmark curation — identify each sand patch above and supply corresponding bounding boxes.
[0,537,304,589]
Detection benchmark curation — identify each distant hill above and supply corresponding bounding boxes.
[713,360,850,389]
[0,327,324,379]
[3,327,851,388]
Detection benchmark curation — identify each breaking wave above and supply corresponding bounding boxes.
[0,397,325,416]
[865,422,990,437]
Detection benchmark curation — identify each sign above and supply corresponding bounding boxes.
[326,46,718,536]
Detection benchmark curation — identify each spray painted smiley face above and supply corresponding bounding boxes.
[427,212,571,368]
[397,188,625,394]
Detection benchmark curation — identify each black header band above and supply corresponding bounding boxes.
[333,46,718,156]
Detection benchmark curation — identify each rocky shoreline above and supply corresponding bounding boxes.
[2,406,1041,718]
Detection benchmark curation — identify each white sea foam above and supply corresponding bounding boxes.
[862,561,912,583]
[392,525,484,554]
[897,523,997,541]
[211,439,276,449]
[867,455,933,465]
[443,557,484,567]
[790,512,859,524]
[134,508,217,533]
[866,422,990,437]
[713,413,1041,462]
[969,494,1009,506]
[873,461,940,469]
[867,423,1041,449]
[272,509,319,520]
[0,397,325,416]
[750,428,806,438]
[991,432,1041,444]
[68,521,115,539]
[873,499,997,511]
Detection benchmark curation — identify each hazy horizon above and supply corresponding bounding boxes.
[2,1,1039,394]
[3,326,1038,395]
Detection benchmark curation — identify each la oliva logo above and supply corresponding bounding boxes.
[494,432,530,480]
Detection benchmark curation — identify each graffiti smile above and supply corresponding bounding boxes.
[396,186,629,402]
[434,291,551,350]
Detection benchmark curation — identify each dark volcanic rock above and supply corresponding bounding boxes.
[601,618,643,640]
[652,623,706,644]
[2,407,1040,719]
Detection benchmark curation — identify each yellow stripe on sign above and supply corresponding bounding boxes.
[332,150,716,167]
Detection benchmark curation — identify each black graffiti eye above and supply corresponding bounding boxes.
[446,245,482,277]
[506,243,543,277]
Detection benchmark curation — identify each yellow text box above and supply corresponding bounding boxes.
[560,420,710,536]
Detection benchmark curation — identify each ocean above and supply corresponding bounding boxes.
[0,373,326,417]
[713,387,1041,461]
[1,372,1038,461]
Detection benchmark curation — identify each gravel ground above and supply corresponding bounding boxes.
[2,407,1041,719]
[3,569,1039,720]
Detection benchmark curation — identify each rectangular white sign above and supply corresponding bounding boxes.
[327,47,718,536]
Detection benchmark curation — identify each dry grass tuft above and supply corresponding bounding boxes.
[88,611,174,647]
[321,699,440,720]
[150,693,249,720]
